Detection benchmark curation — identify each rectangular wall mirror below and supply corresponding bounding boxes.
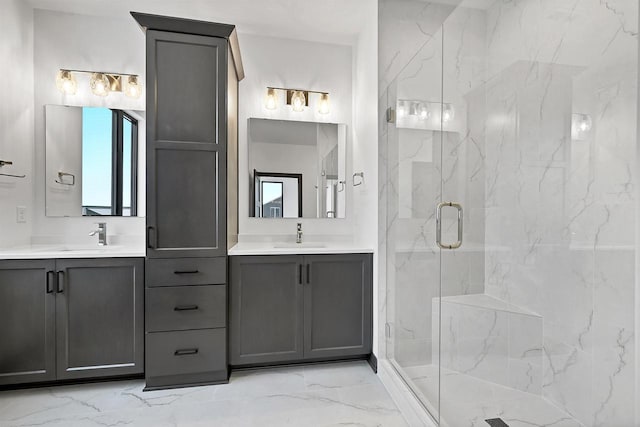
[248,118,347,219]
[45,104,143,217]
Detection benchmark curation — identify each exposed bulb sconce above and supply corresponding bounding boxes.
[265,88,278,110]
[571,113,593,139]
[318,93,330,115]
[290,90,306,112]
[124,75,142,99]
[55,70,77,95]
[90,73,111,97]
[442,103,455,123]
[56,69,142,98]
[264,87,330,114]
[418,103,430,120]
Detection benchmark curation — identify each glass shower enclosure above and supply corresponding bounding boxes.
[381,1,638,425]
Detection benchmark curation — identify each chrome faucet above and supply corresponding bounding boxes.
[89,222,107,246]
[296,223,303,244]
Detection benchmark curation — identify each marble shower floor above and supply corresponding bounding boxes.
[402,365,583,427]
[0,361,408,427]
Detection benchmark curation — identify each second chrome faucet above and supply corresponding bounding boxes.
[296,223,303,244]
[89,222,107,246]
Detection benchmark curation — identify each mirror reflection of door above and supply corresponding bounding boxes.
[253,170,302,218]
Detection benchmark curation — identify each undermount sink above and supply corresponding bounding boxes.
[33,246,112,252]
[272,243,327,249]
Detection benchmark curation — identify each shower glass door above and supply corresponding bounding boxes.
[385,0,638,426]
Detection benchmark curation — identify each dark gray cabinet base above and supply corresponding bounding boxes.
[0,258,144,387]
[230,254,373,368]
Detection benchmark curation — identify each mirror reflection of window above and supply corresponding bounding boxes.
[261,181,283,218]
[81,107,138,216]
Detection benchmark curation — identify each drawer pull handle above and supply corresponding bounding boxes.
[174,348,199,356]
[174,270,199,275]
[174,305,199,311]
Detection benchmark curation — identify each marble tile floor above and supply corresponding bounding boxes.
[0,361,408,427]
[402,365,583,427]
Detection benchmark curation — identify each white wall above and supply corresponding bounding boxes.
[32,9,145,243]
[237,33,355,239]
[0,0,34,248]
[353,0,379,355]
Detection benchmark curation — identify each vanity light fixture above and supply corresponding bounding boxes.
[264,87,330,114]
[55,69,142,98]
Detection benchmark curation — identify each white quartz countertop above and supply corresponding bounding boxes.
[228,242,374,256]
[0,244,146,260]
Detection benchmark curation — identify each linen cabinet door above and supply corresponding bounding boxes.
[55,258,144,380]
[0,260,56,385]
[303,254,372,360]
[146,30,227,258]
[229,255,304,366]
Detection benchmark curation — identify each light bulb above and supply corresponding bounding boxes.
[418,103,430,120]
[291,90,306,112]
[442,104,455,123]
[124,75,142,99]
[397,101,406,117]
[578,114,592,132]
[90,73,110,97]
[265,88,278,110]
[409,102,418,116]
[56,70,77,95]
[318,93,330,115]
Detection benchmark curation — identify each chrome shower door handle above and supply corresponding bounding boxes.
[436,202,463,250]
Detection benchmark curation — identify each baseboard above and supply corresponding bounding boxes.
[367,353,378,373]
[377,359,437,427]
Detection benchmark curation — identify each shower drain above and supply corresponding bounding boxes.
[485,418,509,427]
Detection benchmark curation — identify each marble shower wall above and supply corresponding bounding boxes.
[380,0,638,425]
[482,1,638,425]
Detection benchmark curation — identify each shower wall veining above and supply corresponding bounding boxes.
[379,0,638,425]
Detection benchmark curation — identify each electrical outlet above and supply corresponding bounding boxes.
[16,206,27,223]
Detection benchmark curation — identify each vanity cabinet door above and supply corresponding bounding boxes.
[0,260,56,385]
[54,258,144,380]
[229,255,304,366]
[303,254,372,359]
[146,30,227,258]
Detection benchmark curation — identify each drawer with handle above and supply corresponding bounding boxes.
[145,328,226,386]
[146,285,226,332]
[146,257,226,287]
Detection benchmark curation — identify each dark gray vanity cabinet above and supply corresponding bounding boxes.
[55,258,144,380]
[229,254,373,367]
[0,260,56,386]
[133,12,244,390]
[0,258,144,387]
[229,256,304,365]
[304,254,373,359]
